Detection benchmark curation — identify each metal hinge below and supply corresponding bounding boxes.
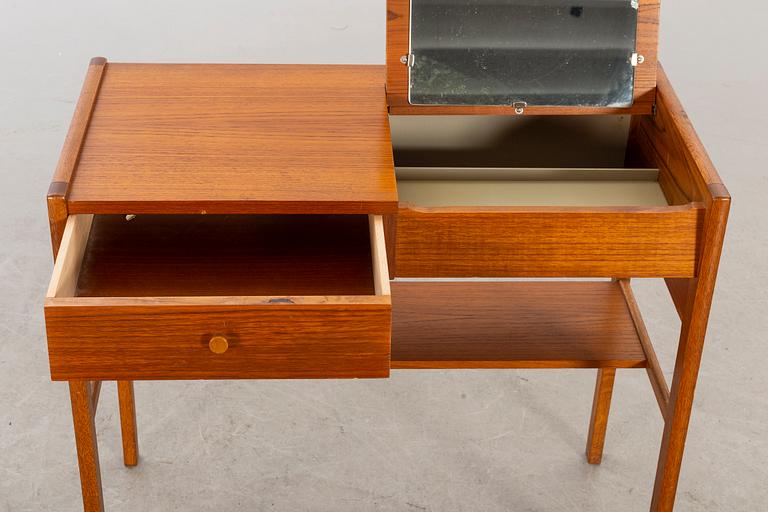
[400,54,415,67]
[631,53,645,66]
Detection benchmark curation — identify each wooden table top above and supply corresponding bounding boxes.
[63,63,398,215]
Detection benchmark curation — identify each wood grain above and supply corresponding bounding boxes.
[619,279,670,422]
[386,0,658,115]
[393,206,704,278]
[46,214,93,298]
[73,214,376,297]
[64,63,397,215]
[48,57,106,257]
[627,65,728,207]
[368,215,391,296]
[117,381,138,467]
[650,184,731,512]
[69,381,104,512]
[586,368,616,465]
[640,65,732,511]
[391,281,647,369]
[89,381,101,413]
[46,303,391,380]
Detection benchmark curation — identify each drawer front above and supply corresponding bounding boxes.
[45,300,391,380]
[393,207,704,278]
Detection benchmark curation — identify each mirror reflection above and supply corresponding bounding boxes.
[409,0,638,107]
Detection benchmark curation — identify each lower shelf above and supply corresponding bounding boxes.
[391,280,648,369]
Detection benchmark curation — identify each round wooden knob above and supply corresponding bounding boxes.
[208,336,229,354]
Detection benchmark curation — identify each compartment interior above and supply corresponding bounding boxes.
[71,215,376,297]
[390,115,671,207]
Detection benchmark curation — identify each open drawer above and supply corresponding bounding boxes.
[388,115,705,278]
[44,214,391,380]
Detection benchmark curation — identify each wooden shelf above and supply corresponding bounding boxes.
[391,280,647,369]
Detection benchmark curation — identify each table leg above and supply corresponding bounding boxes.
[69,380,105,512]
[117,381,139,467]
[586,368,616,464]
[650,279,712,511]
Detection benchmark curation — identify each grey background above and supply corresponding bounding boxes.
[0,1,766,510]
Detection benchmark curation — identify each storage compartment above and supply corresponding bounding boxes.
[388,115,704,278]
[44,214,391,380]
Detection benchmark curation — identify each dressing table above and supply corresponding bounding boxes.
[44,1,730,510]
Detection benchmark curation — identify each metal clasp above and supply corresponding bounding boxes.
[513,102,527,115]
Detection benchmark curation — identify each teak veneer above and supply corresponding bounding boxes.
[44,49,729,512]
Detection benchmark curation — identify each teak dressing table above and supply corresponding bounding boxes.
[44,2,730,510]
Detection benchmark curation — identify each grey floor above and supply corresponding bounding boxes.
[1,1,766,511]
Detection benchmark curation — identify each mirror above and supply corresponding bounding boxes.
[409,0,638,107]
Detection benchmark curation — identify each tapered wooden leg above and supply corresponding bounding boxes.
[69,381,105,512]
[586,368,616,464]
[651,193,729,511]
[651,280,714,511]
[117,381,139,467]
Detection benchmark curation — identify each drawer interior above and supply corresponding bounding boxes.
[391,115,674,207]
[48,214,389,299]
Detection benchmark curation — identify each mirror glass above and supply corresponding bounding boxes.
[409,0,638,107]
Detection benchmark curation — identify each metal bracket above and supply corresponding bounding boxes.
[513,102,527,115]
[400,54,415,67]
[631,53,645,67]
[631,0,639,9]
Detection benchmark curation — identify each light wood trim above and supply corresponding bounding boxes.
[586,368,616,465]
[619,279,670,421]
[46,215,93,299]
[369,215,391,296]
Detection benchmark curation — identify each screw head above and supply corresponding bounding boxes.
[637,54,646,64]
[400,55,408,65]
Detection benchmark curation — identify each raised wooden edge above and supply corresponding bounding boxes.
[369,215,391,296]
[619,278,670,422]
[48,57,107,258]
[386,0,657,116]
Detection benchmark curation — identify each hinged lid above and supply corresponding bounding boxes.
[55,60,398,215]
[387,0,659,115]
